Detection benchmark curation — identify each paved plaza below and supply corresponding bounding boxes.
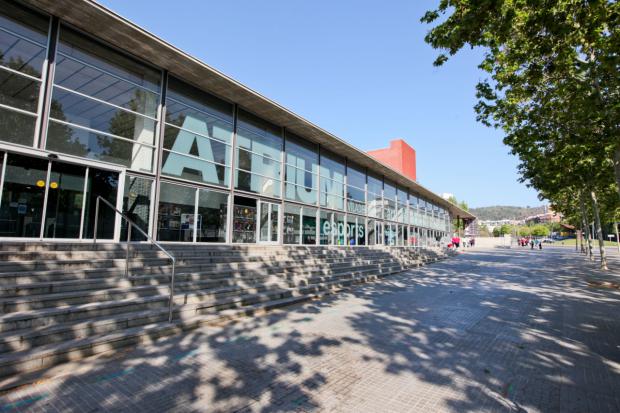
[1,247,619,412]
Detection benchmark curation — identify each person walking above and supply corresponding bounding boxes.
[530,239,534,249]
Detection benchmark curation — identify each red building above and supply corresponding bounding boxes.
[367,139,417,182]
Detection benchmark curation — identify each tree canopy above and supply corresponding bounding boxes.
[422,0,620,269]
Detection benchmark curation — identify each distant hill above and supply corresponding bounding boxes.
[469,205,546,221]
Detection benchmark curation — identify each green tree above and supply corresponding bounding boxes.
[499,224,512,236]
[531,225,550,237]
[422,1,620,269]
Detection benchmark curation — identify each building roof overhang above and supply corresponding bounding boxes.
[22,0,475,221]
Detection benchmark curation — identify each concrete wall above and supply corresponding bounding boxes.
[367,139,417,182]
[474,237,513,248]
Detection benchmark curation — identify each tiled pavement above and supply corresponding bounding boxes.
[1,247,619,412]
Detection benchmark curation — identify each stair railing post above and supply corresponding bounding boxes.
[93,196,100,245]
[125,224,132,278]
[168,259,176,323]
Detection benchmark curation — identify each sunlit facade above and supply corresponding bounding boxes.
[0,0,461,246]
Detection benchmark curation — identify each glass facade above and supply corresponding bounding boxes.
[0,1,48,147]
[235,109,282,198]
[48,25,160,171]
[284,132,318,205]
[319,151,344,211]
[0,0,455,245]
[162,76,233,187]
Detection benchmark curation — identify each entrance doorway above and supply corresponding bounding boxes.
[232,196,280,244]
[258,200,279,243]
[0,153,119,240]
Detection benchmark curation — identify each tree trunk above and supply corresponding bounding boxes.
[615,221,620,255]
[575,230,578,251]
[614,144,620,201]
[590,190,608,270]
[580,194,594,260]
[579,229,585,253]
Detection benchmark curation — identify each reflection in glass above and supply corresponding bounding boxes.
[283,204,301,244]
[235,170,280,198]
[285,133,318,204]
[56,26,160,107]
[0,1,48,78]
[335,213,345,245]
[0,69,39,112]
[259,202,269,242]
[346,214,357,246]
[235,109,282,198]
[163,79,233,187]
[83,168,119,239]
[302,207,317,245]
[46,121,154,171]
[44,162,85,239]
[197,189,227,242]
[0,153,47,237]
[270,204,279,242]
[320,152,344,211]
[50,87,156,144]
[48,25,160,172]
[0,106,37,146]
[356,217,366,246]
[122,175,152,241]
[166,77,233,139]
[285,181,317,205]
[161,149,229,187]
[319,210,333,245]
[367,219,375,246]
[157,182,195,242]
[0,1,48,147]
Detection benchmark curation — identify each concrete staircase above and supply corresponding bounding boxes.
[0,243,453,378]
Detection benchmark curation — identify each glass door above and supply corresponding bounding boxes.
[258,201,279,243]
[0,153,120,240]
[44,162,86,239]
[0,154,48,238]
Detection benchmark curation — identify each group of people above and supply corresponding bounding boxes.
[448,236,475,249]
[519,237,543,250]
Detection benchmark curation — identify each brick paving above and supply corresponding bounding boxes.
[1,247,619,412]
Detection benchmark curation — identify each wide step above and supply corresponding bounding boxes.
[0,244,453,379]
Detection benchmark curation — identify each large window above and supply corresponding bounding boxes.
[284,132,318,204]
[397,187,408,224]
[419,199,428,228]
[283,203,301,244]
[319,209,334,245]
[319,151,344,210]
[157,181,228,243]
[235,109,282,198]
[0,1,49,147]
[367,174,382,218]
[346,164,366,215]
[162,77,233,187]
[0,153,47,237]
[47,25,161,172]
[197,188,228,242]
[383,181,397,221]
[121,175,153,241]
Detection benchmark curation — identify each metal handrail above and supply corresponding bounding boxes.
[92,196,176,323]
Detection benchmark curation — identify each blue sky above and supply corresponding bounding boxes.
[99,0,541,208]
